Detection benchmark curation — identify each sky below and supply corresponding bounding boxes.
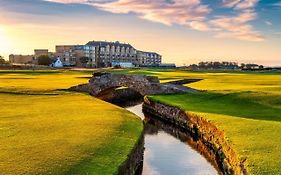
[0,0,280,66]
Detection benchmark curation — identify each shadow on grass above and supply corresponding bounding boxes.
[0,70,60,75]
[0,91,60,96]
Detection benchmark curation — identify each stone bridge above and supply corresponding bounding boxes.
[69,72,199,96]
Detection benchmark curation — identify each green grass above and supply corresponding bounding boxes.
[0,70,143,175]
[144,70,281,175]
[3,68,280,174]
[150,92,281,122]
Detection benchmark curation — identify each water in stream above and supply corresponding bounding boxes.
[126,104,219,175]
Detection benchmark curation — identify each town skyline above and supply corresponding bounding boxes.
[0,0,281,66]
[9,40,163,68]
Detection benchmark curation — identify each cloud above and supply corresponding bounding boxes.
[222,0,241,8]
[189,21,221,31]
[215,28,264,42]
[45,0,211,26]
[221,0,258,9]
[265,21,272,25]
[191,1,263,42]
[235,0,258,10]
[189,7,264,41]
[273,1,281,7]
[43,0,264,41]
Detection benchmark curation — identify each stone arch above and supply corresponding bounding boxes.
[69,73,199,98]
[88,73,157,96]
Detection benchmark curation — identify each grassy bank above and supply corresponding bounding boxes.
[0,70,143,175]
[146,71,281,174]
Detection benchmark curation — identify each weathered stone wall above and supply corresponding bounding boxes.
[144,116,222,174]
[69,73,199,96]
[87,73,187,96]
[143,97,248,175]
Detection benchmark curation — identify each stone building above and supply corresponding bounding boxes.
[9,54,35,64]
[86,41,138,68]
[137,51,162,66]
[54,45,77,66]
[55,45,97,67]
[73,45,96,67]
[9,49,53,65]
[34,49,49,59]
[9,40,162,67]
[55,41,162,68]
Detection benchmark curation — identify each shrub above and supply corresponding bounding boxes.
[38,55,52,65]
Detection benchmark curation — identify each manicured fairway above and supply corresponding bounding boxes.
[0,70,90,93]
[146,70,281,174]
[0,70,143,175]
[1,68,280,174]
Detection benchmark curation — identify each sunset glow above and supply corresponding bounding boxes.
[0,25,11,54]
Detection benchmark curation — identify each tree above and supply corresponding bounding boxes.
[79,56,89,64]
[0,55,6,64]
[38,55,52,65]
[79,56,90,67]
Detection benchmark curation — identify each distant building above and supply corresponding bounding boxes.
[137,51,162,66]
[34,49,49,59]
[112,62,134,68]
[9,54,35,64]
[73,45,96,67]
[54,45,77,66]
[55,41,162,68]
[9,49,53,65]
[86,41,137,68]
[9,40,163,68]
[51,57,63,68]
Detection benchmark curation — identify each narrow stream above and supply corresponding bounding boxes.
[126,104,219,175]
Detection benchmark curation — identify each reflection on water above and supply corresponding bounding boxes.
[126,104,219,175]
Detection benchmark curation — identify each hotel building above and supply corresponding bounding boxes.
[55,41,162,68]
[10,40,162,68]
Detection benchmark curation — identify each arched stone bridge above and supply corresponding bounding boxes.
[69,72,199,96]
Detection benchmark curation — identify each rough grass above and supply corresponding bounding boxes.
[146,70,281,175]
[0,70,143,175]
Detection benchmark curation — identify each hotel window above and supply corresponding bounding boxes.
[106,45,110,53]
[100,47,105,53]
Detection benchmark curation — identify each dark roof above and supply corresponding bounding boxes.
[86,41,133,48]
[137,50,161,56]
[246,64,259,66]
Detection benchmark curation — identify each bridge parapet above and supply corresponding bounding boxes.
[70,73,199,96]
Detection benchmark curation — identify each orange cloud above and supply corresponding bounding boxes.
[46,0,211,25]
[191,0,263,41]
[44,0,264,41]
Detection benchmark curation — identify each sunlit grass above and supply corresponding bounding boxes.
[0,70,143,175]
[2,68,280,174]
[144,69,281,174]
[0,70,90,93]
